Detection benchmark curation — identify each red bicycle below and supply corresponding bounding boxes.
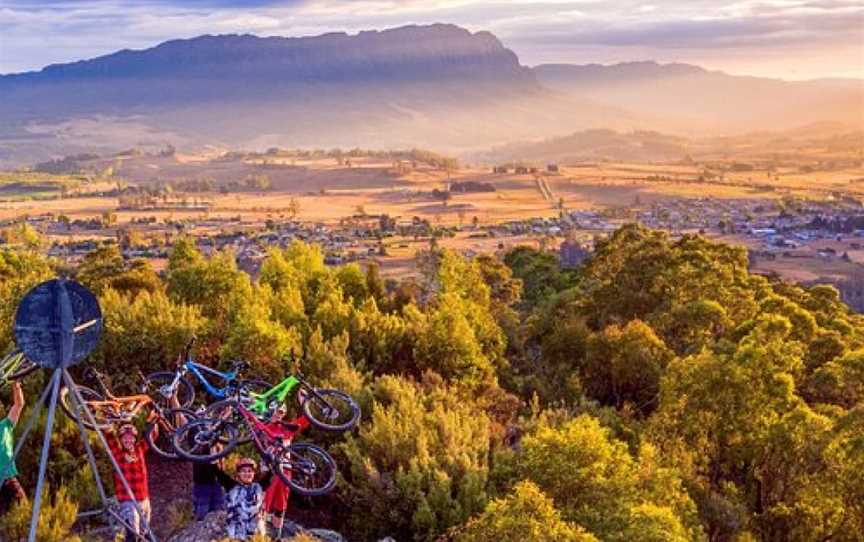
[172,398,337,497]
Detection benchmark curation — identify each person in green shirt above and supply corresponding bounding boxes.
[0,381,25,515]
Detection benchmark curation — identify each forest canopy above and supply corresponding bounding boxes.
[0,223,861,541]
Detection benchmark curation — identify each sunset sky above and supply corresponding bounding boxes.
[1,0,862,79]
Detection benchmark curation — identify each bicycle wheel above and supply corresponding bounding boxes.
[272,443,337,497]
[205,399,255,444]
[59,385,110,430]
[145,407,197,460]
[173,418,238,462]
[302,389,361,432]
[145,371,195,409]
[0,352,38,382]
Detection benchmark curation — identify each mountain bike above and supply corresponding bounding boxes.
[0,350,39,387]
[204,370,360,443]
[58,368,196,459]
[144,338,271,409]
[173,399,337,497]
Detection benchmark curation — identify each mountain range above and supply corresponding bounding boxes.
[534,62,863,135]
[0,24,861,167]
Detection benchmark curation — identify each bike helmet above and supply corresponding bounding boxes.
[236,457,257,472]
[117,423,138,437]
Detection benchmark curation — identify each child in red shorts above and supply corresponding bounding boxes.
[262,403,310,533]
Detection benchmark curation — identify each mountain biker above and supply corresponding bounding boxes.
[262,403,310,533]
[223,457,266,540]
[107,421,156,540]
[169,400,229,521]
[191,443,228,520]
[0,382,25,516]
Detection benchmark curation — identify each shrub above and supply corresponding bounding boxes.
[337,374,491,541]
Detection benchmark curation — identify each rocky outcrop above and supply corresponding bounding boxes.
[165,511,349,542]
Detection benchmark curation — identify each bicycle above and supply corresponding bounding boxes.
[58,368,196,460]
[204,370,361,443]
[145,338,271,409]
[0,350,39,387]
[173,398,338,497]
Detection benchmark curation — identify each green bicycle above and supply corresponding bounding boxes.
[0,350,39,387]
[204,370,360,442]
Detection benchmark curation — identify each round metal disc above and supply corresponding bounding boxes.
[13,279,102,368]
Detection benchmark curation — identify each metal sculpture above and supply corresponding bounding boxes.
[10,279,157,542]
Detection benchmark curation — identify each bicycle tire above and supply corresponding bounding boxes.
[145,407,197,460]
[59,385,109,430]
[145,371,195,409]
[173,418,239,463]
[204,399,254,444]
[272,443,337,497]
[302,389,361,432]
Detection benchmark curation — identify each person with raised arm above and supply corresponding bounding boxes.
[0,382,25,515]
[107,421,155,541]
[261,403,310,534]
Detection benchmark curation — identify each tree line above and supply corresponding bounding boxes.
[0,223,860,541]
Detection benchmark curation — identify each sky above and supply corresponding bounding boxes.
[0,0,862,79]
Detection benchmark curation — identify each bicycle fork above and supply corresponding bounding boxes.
[160,369,186,400]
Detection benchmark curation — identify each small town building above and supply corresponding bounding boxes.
[559,240,590,269]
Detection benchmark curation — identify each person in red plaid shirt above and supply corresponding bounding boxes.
[107,423,153,541]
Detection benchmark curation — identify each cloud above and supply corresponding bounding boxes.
[511,10,862,49]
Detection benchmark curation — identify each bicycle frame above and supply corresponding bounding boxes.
[183,361,240,400]
[87,371,165,425]
[247,375,302,416]
[233,401,307,469]
[84,395,153,424]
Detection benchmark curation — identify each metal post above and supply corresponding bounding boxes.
[61,369,108,506]
[62,369,158,542]
[27,369,61,542]
[12,377,53,459]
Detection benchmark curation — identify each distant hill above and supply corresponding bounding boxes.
[474,125,864,165]
[475,129,690,164]
[533,61,864,134]
[0,25,633,167]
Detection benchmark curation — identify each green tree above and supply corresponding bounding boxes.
[76,246,160,297]
[93,288,205,378]
[582,320,675,413]
[338,374,490,541]
[220,287,302,378]
[365,261,387,307]
[0,249,53,349]
[504,246,575,306]
[0,487,81,542]
[518,415,701,541]
[335,263,369,304]
[804,349,864,408]
[167,246,252,325]
[454,481,597,542]
[410,294,496,387]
